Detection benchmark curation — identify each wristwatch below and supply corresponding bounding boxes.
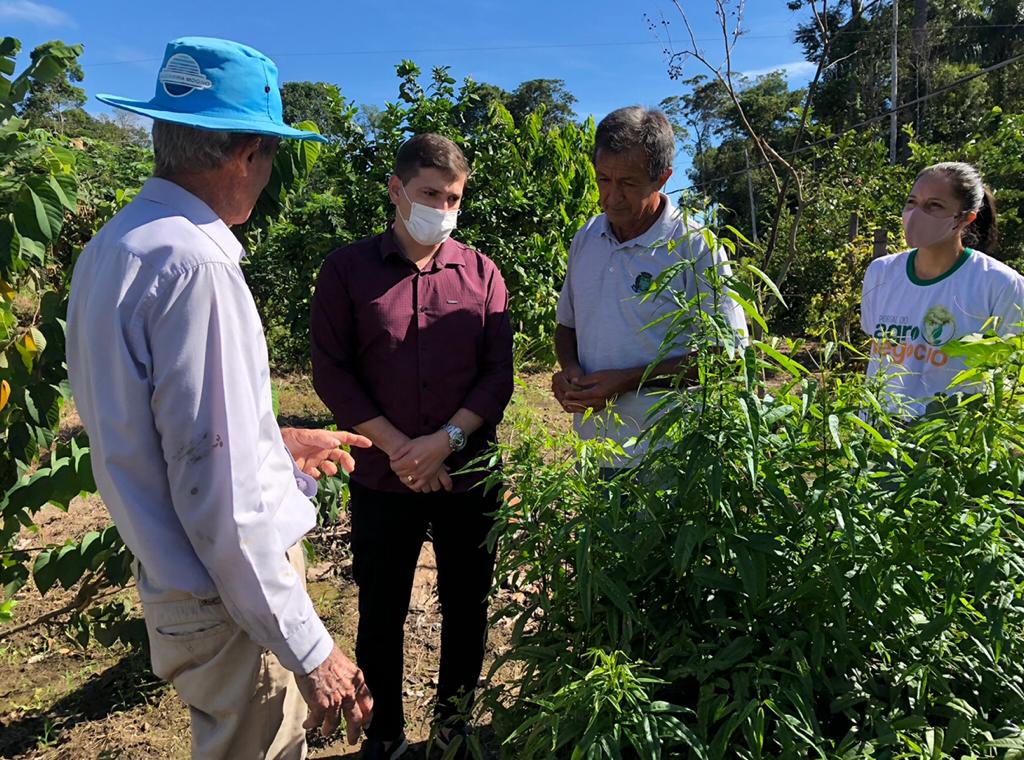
[441,423,467,452]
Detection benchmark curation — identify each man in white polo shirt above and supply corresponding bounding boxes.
[552,106,747,471]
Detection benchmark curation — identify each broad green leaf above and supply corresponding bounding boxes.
[27,176,67,241]
[32,548,58,595]
[14,185,52,242]
[45,174,75,212]
[29,326,46,356]
[56,543,84,589]
[291,121,324,174]
[15,330,37,371]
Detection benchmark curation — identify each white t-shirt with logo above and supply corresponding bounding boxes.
[860,247,1024,416]
[557,195,748,466]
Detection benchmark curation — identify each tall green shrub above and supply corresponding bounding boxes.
[481,252,1024,757]
[0,37,122,632]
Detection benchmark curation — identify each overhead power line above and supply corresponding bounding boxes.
[82,24,1023,68]
[670,49,1024,195]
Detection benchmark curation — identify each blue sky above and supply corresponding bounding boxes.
[0,0,815,186]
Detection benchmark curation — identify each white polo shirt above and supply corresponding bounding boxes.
[67,178,332,674]
[556,194,747,466]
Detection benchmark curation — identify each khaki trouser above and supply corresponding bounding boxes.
[136,545,308,759]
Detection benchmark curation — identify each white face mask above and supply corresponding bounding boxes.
[398,184,458,246]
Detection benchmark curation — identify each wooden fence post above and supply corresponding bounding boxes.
[873,228,888,259]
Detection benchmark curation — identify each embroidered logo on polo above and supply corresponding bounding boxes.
[159,54,213,97]
[632,272,654,294]
[871,306,958,367]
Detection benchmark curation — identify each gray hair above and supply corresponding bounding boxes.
[593,106,675,182]
[152,121,279,176]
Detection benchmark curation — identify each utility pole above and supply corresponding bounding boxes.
[911,0,929,138]
[890,0,899,164]
[744,147,759,243]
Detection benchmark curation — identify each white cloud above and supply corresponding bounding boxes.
[742,60,816,80]
[0,1,74,27]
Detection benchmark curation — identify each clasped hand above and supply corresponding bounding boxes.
[390,431,453,492]
[551,368,632,413]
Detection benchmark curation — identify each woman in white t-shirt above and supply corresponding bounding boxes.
[861,161,1024,416]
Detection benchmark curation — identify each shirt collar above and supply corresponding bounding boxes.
[379,225,466,268]
[599,193,678,252]
[136,178,246,264]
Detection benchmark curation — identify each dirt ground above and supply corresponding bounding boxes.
[0,372,567,760]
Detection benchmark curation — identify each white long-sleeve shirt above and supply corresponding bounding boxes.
[67,177,333,674]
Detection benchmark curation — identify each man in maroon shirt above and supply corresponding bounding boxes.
[310,133,513,760]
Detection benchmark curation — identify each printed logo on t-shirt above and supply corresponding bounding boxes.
[871,307,955,368]
[922,305,956,346]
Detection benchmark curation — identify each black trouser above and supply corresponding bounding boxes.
[348,480,499,740]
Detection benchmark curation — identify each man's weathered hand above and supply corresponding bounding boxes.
[551,367,586,413]
[563,369,635,412]
[281,428,372,479]
[390,432,451,490]
[296,646,373,745]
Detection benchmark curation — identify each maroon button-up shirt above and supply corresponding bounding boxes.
[310,228,514,493]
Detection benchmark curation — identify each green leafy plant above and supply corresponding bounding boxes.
[0,37,100,626]
[480,223,1024,757]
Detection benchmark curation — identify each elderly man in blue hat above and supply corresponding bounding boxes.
[67,37,374,758]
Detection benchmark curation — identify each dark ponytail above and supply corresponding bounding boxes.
[917,161,1000,256]
[964,185,999,256]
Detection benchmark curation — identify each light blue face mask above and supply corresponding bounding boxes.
[400,184,459,246]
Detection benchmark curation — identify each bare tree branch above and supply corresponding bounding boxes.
[656,0,839,323]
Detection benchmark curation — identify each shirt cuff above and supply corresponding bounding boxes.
[291,457,319,499]
[273,606,335,674]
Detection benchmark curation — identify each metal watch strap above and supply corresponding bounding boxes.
[442,423,466,452]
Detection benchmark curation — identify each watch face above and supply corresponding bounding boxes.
[447,425,466,451]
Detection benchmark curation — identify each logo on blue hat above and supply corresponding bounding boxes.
[96,36,326,142]
[158,53,213,97]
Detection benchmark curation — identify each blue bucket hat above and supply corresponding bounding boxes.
[96,36,327,143]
